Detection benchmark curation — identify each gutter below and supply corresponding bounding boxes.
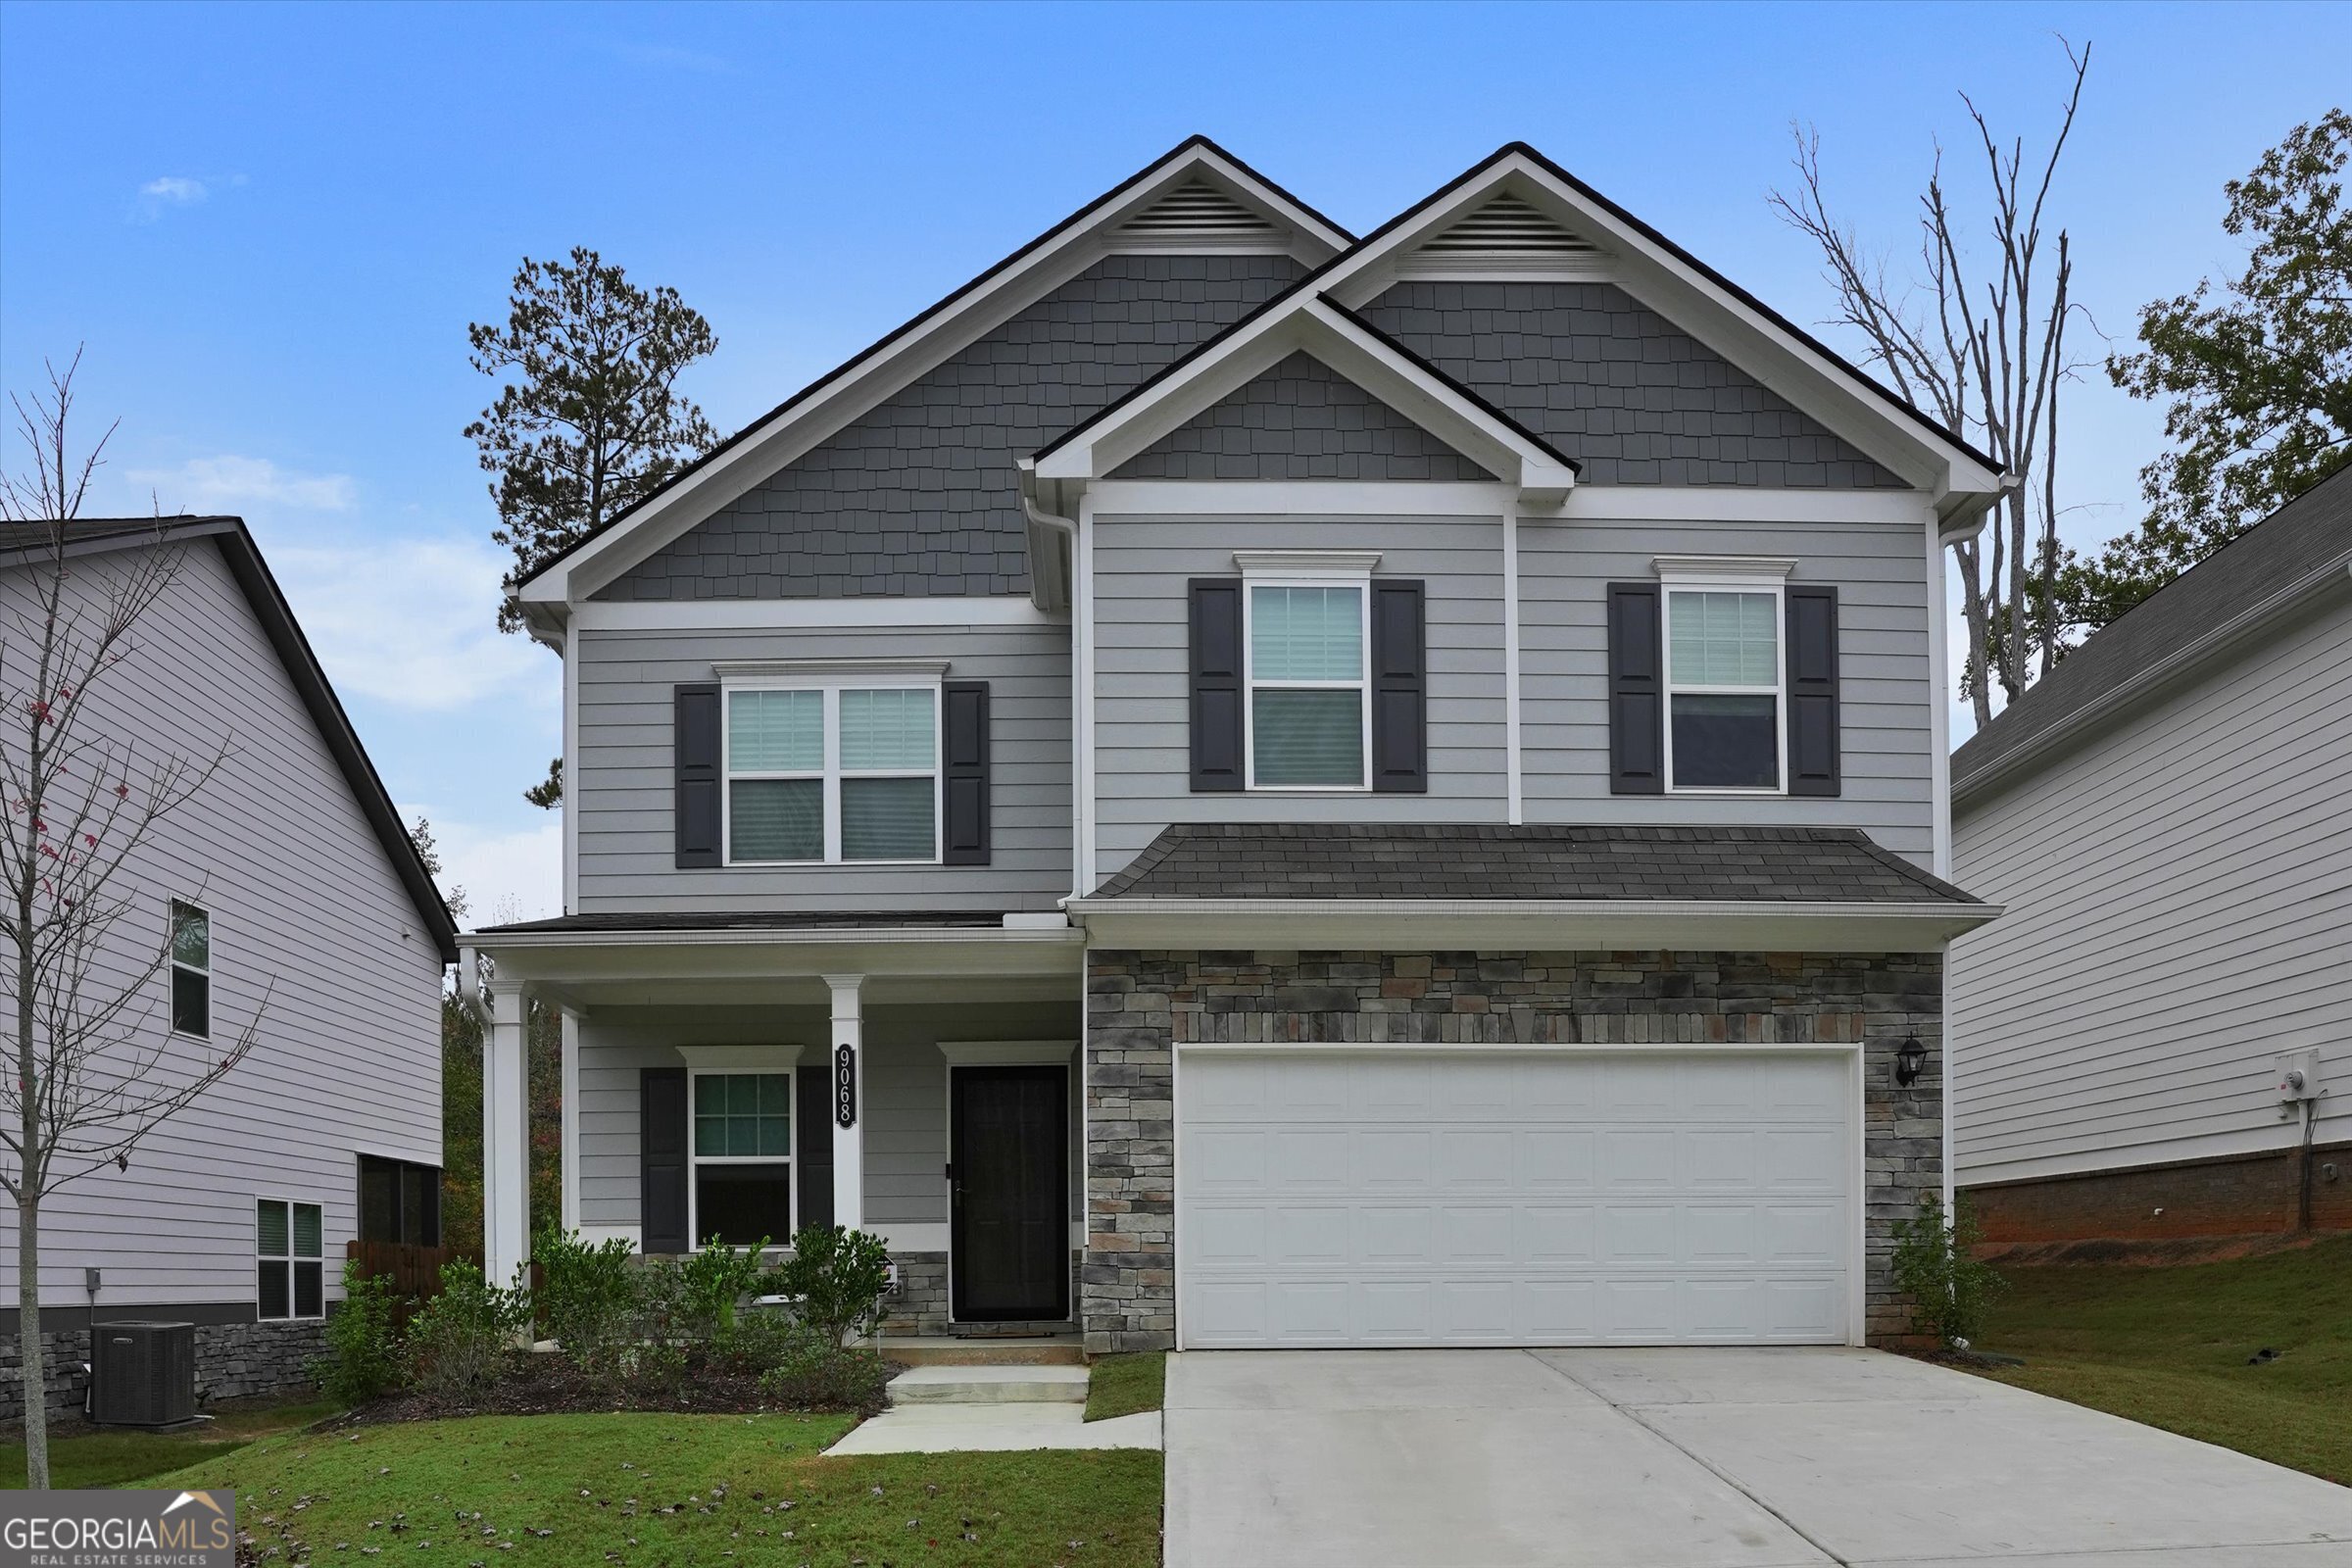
[466,922,1084,952]
[1065,897,1999,921]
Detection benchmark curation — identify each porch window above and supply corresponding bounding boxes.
[725,684,939,864]
[1663,581,1784,792]
[1247,583,1369,789]
[690,1071,793,1248]
[258,1198,323,1320]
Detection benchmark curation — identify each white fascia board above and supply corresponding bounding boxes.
[1064,897,2002,952]
[1088,480,1512,517]
[573,598,1064,632]
[1555,487,1935,526]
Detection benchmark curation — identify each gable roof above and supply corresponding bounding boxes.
[511,136,1352,630]
[1952,466,2352,808]
[0,516,461,962]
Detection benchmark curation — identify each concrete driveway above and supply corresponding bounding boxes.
[1164,1348,2352,1568]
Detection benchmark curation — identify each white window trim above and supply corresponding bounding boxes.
[170,899,210,1041]
[257,1196,323,1322]
[1239,554,1379,794]
[686,1065,799,1253]
[1656,560,1792,798]
[719,674,945,867]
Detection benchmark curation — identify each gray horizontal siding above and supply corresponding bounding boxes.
[575,619,1072,912]
[1359,281,1905,489]
[599,254,1306,602]
[1950,593,2352,1184]
[0,542,443,1311]
[1111,351,1494,482]
[1090,514,1508,886]
[1517,514,1936,865]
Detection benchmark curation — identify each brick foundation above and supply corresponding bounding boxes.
[2,1317,324,1426]
[1084,949,1945,1353]
[1968,1139,2352,1246]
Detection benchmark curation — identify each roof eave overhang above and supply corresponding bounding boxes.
[1062,897,2002,953]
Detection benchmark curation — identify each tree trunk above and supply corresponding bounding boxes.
[17,1192,48,1488]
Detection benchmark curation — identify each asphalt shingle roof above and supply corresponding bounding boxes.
[1088,824,1983,905]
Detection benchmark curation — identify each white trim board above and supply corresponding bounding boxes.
[573,598,1066,632]
[676,1044,810,1071]
[937,1040,1079,1066]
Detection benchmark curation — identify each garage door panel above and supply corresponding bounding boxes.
[1521,1129,1598,1189]
[1271,1128,1349,1187]
[1759,1202,1841,1263]
[1276,1205,1348,1262]
[1355,1129,1430,1188]
[1600,1128,1678,1190]
[1763,1129,1843,1189]
[1441,1204,1513,1261]
[1685,1128,1761,1189]
[1516,1057,1599,1113]
[1436,1128,1514,1188]
[1520,1204,1598,1262]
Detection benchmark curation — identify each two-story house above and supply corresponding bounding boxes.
[1,516,457,1421]
[469,139,2004,1354]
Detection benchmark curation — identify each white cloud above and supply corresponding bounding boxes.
[126,455,357,513]
[403,808,562,929]
[270,533,550,711]
[133,176,209,221]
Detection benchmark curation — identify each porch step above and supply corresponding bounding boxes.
[880,1335,1086,1367]
[886,1364,1091,1405]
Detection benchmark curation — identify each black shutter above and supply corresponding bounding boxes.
[1607,583,1665,795]
[942,680,991,865]
[1787,585,1841,797]
[1189,579,1245,792]
[1371,580,1428,793]
[674,682,722,867]
[640,1067,689,1253]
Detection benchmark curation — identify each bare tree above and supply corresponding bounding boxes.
[1773,41,2092,724]
[0,353,265,1487]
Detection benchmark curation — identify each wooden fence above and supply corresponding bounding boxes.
[345,1240,546,1333]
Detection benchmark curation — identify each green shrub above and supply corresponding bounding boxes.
[756,1327,893,1412]
[317,1261,406,1405]
[679,1237,771,1337]
[407,1260,531,1398]
[765,1225,892,1347]
[1889,1193,2007,1347]
[712,1302,803,1375]
[536,1227,639,1377]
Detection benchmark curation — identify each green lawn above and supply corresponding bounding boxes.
[144,1410,1163,1566]
[1974,1232,2352,1484]
[1084,1352,1166,1423]
[2,1398,337,1490]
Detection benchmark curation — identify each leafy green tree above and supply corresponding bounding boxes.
[2079,109,2350,623]
[467,248,719,634]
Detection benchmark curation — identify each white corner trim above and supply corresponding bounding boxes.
[1503,498,1524,826]
[676,1043,809,1070]
[937,1039,1079,1066]
[712,657,951,682]
[1651,555,1797,579]
[1926,516,1954,878]
[1234,548,1384,578]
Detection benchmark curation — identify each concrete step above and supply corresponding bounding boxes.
[887,1364,1091,1405]
[881,1335,1086,1367]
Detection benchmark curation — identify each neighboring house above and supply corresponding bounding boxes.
[0,517,456,1421]
[471,138,2005,1354]
[1949,468,2352,1246]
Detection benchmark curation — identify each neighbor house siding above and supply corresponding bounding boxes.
[1518,508,1937,865]
[1950,592,2352,1186]
[1087,512,1508,887]
[0,540,443,1315]
[573,619,1072,912]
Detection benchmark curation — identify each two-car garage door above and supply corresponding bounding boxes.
[1177,1052,1855,1348]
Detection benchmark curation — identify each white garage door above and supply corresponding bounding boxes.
[1177,1052,1853,1348]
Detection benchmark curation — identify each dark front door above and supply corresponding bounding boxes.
[950,1065,1069,1322]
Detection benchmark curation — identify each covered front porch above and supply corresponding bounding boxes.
[464,912,1086,1336]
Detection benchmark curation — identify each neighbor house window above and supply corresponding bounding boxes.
[690,1071,792,1247]
[1663,576,1786,792]
[358,1155,442,1248]
[258,1199,323,1320]
[170,901,210,1038]
[1247,583,1369,789]
[725,684,939,863]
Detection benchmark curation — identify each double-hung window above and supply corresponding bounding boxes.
[724,674,941,864]
[1245,566,1373,791]
[1660,564,1788,793]
[170,901,210,1039]
[690,1071,793,1247]
[258,1198,323,1320]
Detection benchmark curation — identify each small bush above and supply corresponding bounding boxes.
[407,1260,531,1398]
[765,1225,892,1348]
[679,1237,771,1337]
[712,1303,803,1375]
[757,1326,893,1412]
[1890,1193,2007,1347]
[536,1228,639,1378]
[318,1261,406,1405]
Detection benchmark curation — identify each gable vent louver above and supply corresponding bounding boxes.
[1109,178,1280,249]
[1403,192,1606,275]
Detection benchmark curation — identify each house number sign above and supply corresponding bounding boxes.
[834,1044,857,1128]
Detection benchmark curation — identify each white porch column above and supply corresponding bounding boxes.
[483,980,531,1289]
[824,973,865,1233]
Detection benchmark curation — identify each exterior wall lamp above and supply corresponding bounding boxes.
[1894,1033,1928,1088]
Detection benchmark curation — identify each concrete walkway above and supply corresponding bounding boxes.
[824,1403,1160,1455]
[1165,1348,2352,1568]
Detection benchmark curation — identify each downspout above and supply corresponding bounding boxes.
[1018,462,1085,900]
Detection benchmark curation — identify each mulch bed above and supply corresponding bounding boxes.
[334,1353,902,1426]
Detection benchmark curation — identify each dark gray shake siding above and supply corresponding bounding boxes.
[1110,351,1495,481]
[1358,281,1905,489]
[599,254,1307,602]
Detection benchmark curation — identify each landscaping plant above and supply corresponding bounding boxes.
[1890,1193,2007,1347]
[317,1261,408,1405]
[535,1226,639,1380]
[406,1260,531,1398]
[679,1235,770,1337]
[766,1224,893,1347]
[757,1324,894,1412]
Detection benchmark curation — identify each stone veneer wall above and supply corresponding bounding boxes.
[2,1318,325,1425]
[1083,949,1944,1354]
[884,1250,1082,1339]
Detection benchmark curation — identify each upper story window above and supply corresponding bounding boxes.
[1242,554,1381,791]
[170,901,211,1039]
[724,681,940,864]
[1660,565,1787,794]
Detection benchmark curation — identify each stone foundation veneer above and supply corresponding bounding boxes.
[882,1250,1081,1340]
[2,1317,326,1425]
[1084,949,1944,1354]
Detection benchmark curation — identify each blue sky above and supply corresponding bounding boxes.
[4,1,2345,921]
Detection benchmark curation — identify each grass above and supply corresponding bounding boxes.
[2,1397,337,1490]
[1973,1232,2352,1484]
[146,1410,1163,1566]
[1084,1352,1166,1423]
